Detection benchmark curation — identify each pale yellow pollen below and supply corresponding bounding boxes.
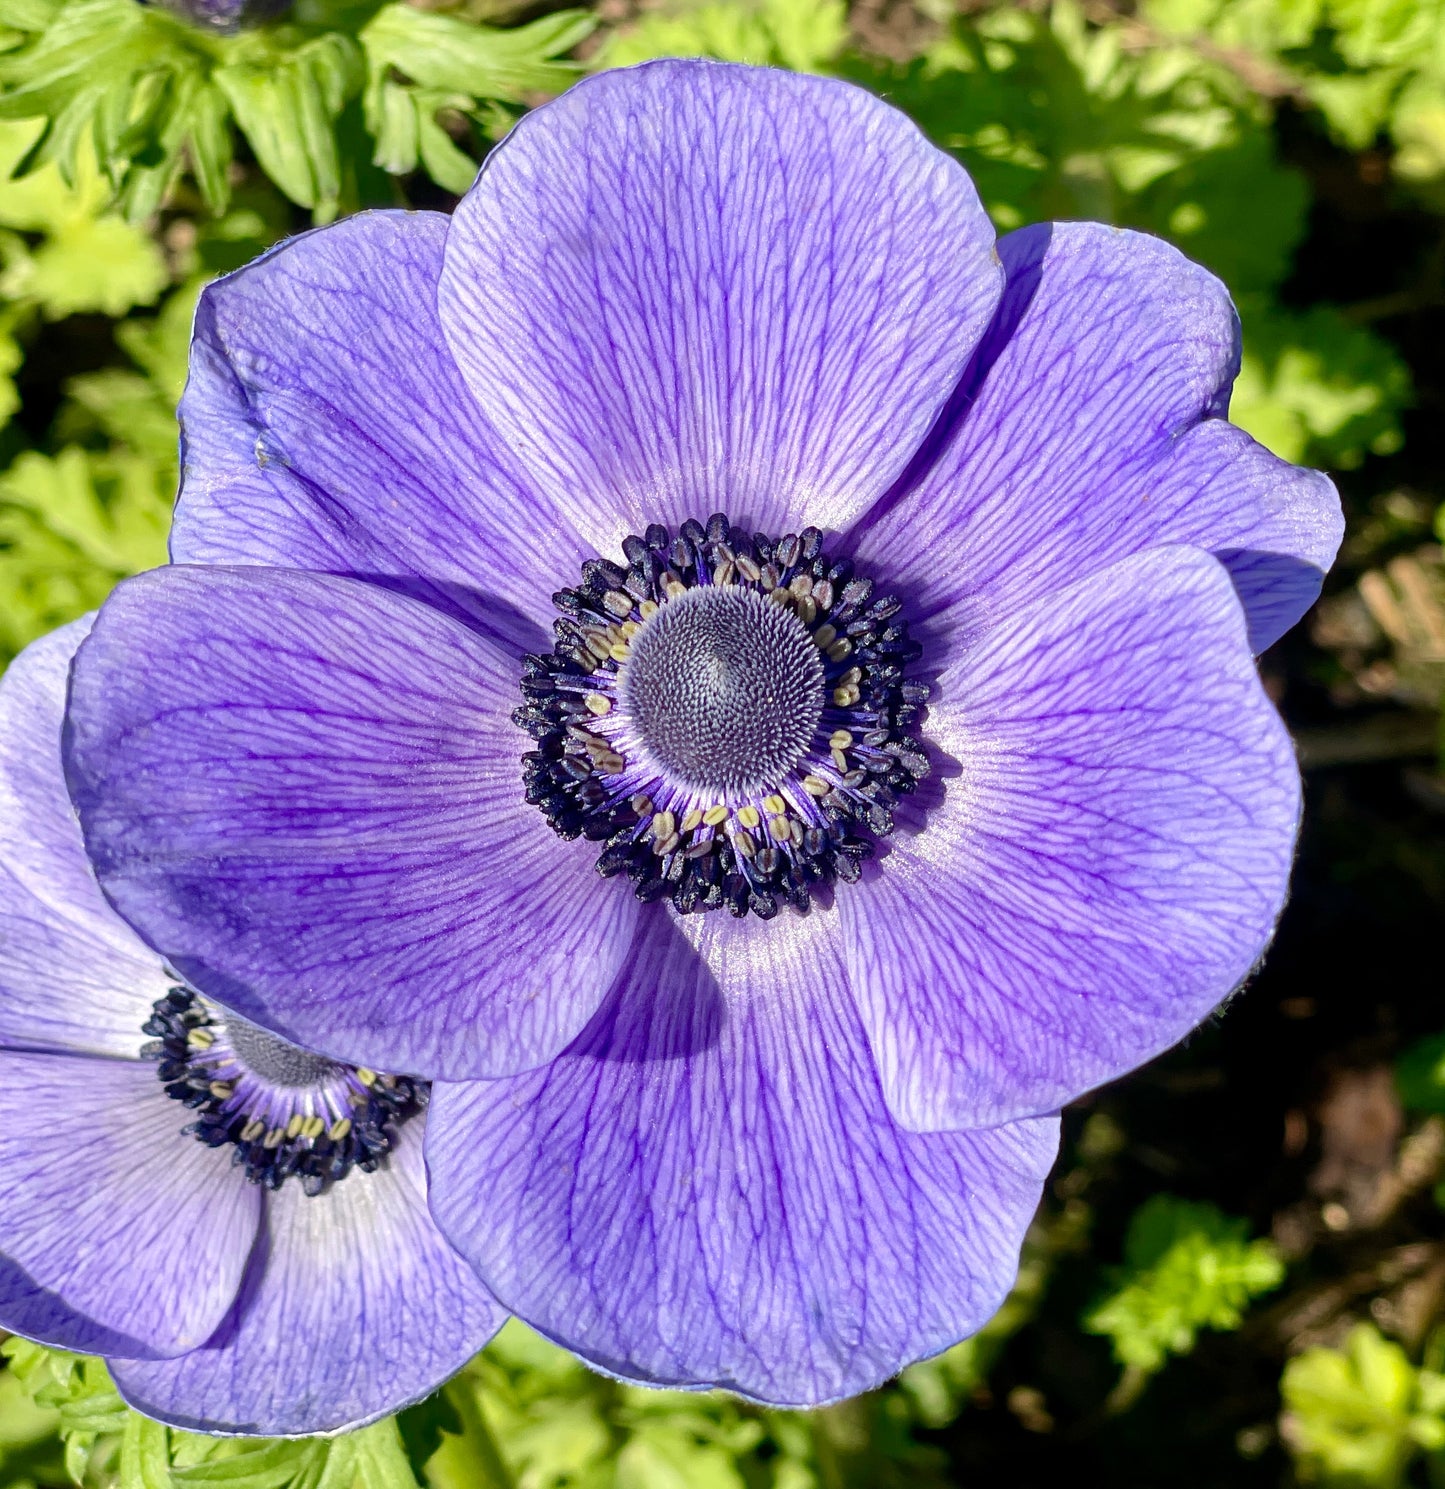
[329,1117,352,1142]
[768,814,792,842]
[813,624,837,649]
[762,794,787,816]
[584,693,612,717]
[264,1127,285,1149]
[831,748,849,772]
[826,638,853,662]
[681,808,703,834]
[829,729,853,749]
[302,1115,325,1141]
[652,810,677,839]
[803,775,831,797]
[702,805,728,827]
[286,1113,305,1139]
[241,1118,265,1142]
[187,1027,215,1050]
[736,805,761,830]
[833,685,861,707]
[608,642,630,663]
[208,1080,234,1100]
[356,1068,377,1087]
[639,599,660,618]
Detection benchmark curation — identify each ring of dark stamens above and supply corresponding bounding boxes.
[142,987,425,1196]
[514,514,931,922]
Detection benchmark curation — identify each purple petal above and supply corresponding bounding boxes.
[427,912,1058,1406]
[173,210,584,655]
[65,565,640,1080]
[439,59,1001,551]
[851,222,1342,655]
[0,619,171,1058]
[841,545,1300,1132]
[111,1117,503,1436]
[0,1052,259,1357]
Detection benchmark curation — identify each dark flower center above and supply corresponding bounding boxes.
[224,1014,339,1088]
[143,987,424,1196]
[514,514,931,921]
[621,585,825,795]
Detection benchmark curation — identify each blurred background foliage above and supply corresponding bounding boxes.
[0,0,1443,1484]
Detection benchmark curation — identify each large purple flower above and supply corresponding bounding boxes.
[0,620,503,1434]
[62,61,1339,1403]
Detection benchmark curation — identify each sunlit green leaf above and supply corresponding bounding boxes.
[1282,1325,1445,1487]
[215,32,361,214]
[1232,299,1413,468]
[121,1413,171,1489]
[605,0,846,71]
[1084,1195,1285,1374]
[359,5,591,192]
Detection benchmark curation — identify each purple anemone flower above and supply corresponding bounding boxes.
[62,61,1340,1404]
[0,621,503,1434]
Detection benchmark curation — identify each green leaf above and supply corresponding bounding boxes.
[605,0,846,71]
[0,0,224,220]
[0,0,63,32]
[0,442,172,660]
[348,1419,422,1489]
[359,5,591,192]
[1231,299,1413,468]
[396,1390,463,1480]
[121,1414,171,1489]
[21,209,169,316]
[215,33,362,214]
[1396,1032,1445,1113]
[1282,1325,1445,1488]
[361,6,593,103]
[1391,73,1445,206]
[0,117,169,316]
[171,1440,326,1489]
[0,1365,66,1489]
[1083,1195,1285,1374]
